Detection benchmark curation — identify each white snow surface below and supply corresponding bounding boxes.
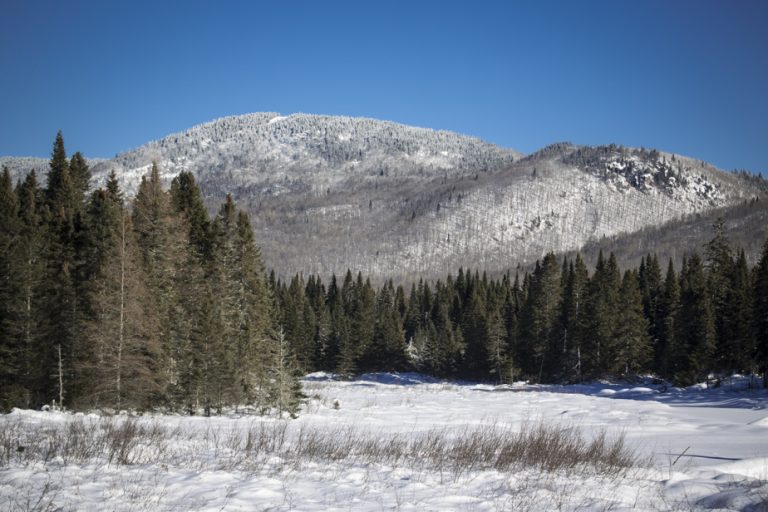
[1,374,767,511]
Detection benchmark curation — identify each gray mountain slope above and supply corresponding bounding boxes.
[3,114,764,281]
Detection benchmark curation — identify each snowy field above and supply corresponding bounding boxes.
[1,374,767,511]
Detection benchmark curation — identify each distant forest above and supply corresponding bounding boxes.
[1,134,767,414]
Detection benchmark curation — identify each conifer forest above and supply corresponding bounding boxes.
[1,133,767,414]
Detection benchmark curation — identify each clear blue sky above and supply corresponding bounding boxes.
[1,0,766,174]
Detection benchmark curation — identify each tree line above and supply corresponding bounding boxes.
[0,133,302,414]
[1,133,767,415]
[272,222,768,387]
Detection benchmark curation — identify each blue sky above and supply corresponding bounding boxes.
[1,0,766,174]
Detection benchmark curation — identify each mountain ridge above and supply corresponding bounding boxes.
[2,113,765,281]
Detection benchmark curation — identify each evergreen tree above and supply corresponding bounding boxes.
[270,326,304,417]
[429,287,464,377]
[231,209,274,406]
[7,172,47,407]
[363,281,408,372]
[656,259,679,379]
[132,163,186,402]
[705,218,735,376]
[68,152,90,204]
[614,270,652,375]
[718,250,754,375]
[41,133,84,407]
[78,193,161,410]
[460,277,491,379]
[556,255,589,381]
[583,251,620,378]
[0,168,21,410]
[170,170,211,258]
[503,273,523,382]
[674,253,716,385]
[639,254,663,365]
[753,237,768,386]
[519,253,561,381]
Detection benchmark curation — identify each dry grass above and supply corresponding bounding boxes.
[0,415,638,479]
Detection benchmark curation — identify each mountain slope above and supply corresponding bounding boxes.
[3,114,765,281]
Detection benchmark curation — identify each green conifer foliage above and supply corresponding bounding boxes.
[753,238,768,385]
[614,270,652,375]
[0,168,21,410]
[657,260,679,379]
[675,253,716,385]
[520,253,562,381]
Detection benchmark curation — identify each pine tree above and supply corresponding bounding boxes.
[170,170,211,258]
[719,250,754,375]
[41,133,84,407]
[705,218,734,376]
[656,259,679,379]
[614,270,652,375]
[0,168,21,410]
[583,251,620,378]
[232,209,274,406]
[675,253,716,386]
[520,253,562,381]
[7,172,47,407]
[78,193,161,410]
[132,163,185,403]
[753,237,768,386]
[485,303,509,383]
[68,152,90,204]
[556,255,589,381]
[460,278,491,380]
[503,273,523,382]
[429,288,464,377]
[639,254,663,365]
[270,326,304,417]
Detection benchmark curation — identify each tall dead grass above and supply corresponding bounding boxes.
[0,415,637,478]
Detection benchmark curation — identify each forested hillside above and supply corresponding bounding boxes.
[1,133,767,416]
[4,113,765,282]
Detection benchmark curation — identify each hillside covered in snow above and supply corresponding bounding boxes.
[2,113,765,280]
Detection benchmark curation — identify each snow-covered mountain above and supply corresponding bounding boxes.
[3,113,765,280]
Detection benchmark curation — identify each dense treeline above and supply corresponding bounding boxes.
[273,223,768,387]
[0,133,302,414]
[2,134,768,415]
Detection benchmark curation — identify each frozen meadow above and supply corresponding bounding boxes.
[1,374,767,511]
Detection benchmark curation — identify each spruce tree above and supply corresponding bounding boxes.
[556,255,589,381]
[68,152,90,204]
[656,259,679,379]
[132,163,186,403]
[41,133,83,407]
[0,168,21,410]
[753,237,768,386]
[614,270,652,375]
[363,281,408,372]
[460,278,491,380]
[519,253,562,381]
[639,254,663,365]
[8,172,47,407]
[583,251,620,378]
[675,253,716,386]
[78,192,161,410]
[705,218,734,376]
[719,250,754,375]
[270,326,304,417]
[232,209,275,406]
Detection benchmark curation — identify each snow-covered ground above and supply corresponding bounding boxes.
[1,374,767,511]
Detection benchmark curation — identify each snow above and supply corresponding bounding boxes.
[1,374,767,511]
